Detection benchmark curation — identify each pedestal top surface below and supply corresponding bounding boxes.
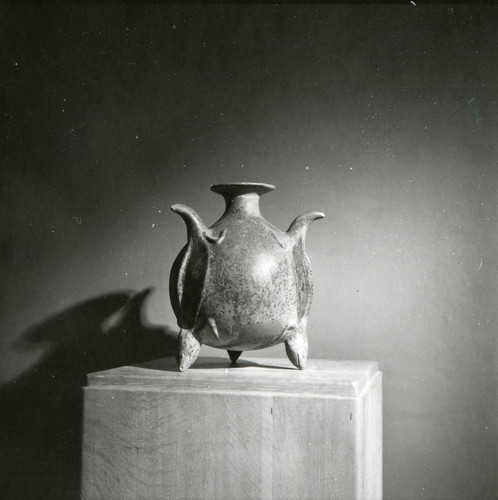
[86,357,379,398]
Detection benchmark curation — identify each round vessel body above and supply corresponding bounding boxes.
[198,209,299,350]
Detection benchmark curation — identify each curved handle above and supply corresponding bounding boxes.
[171,204,207,242]
[286,211,325,243]
[171,204,225,244]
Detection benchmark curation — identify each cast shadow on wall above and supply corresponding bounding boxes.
[0,288,177,500]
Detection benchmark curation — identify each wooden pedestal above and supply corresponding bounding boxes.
[82,357,382,500]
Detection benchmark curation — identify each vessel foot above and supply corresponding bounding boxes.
[227,350,242,363]
[285,328,308,370]
[176,329,201,371]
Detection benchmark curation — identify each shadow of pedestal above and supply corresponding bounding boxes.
[0,288,176,500]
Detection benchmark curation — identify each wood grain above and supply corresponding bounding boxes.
[82,357,382,500]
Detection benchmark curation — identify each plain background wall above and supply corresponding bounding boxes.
[1,3,497,499]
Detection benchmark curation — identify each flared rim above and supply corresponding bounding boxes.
[210,182,275,197]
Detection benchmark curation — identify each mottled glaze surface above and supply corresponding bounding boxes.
[170,182,324,370]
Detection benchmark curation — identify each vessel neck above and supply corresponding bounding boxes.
[224,193,261,217]
[211,183,274,219]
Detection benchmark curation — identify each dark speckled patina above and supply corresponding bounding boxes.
[170,182,324,371]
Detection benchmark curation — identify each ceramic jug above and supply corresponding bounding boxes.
[170,182,324,371]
